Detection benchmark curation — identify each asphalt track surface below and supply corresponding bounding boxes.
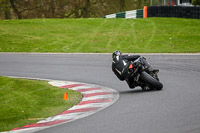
[0,53,200,133]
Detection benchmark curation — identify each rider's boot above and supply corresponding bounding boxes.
[142,58,159,73]
[149,66,159,73]
[126,78,135,89]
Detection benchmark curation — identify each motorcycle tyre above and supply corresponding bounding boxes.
[140,71,163,90]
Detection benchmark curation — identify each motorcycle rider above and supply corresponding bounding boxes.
[112,50,155,90]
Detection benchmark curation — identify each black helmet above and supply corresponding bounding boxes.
[112,51,121,63]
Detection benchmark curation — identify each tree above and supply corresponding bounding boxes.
[120,0,125,12]
[50,0,55,17]
[82,0,91,18]
[0,0,152,19]
[9,0,22,19]
[193,0,200,5]
[0,0,11,19]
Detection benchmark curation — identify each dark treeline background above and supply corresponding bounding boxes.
[0,0,200,19]
[0,0,150,19]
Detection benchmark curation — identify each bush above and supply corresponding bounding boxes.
[193,0,200,5]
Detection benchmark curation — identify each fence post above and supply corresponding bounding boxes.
[143,6,148,18]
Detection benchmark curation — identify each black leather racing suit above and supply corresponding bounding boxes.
[112,54,140,88]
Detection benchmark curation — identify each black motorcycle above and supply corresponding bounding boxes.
[127,57,163,91]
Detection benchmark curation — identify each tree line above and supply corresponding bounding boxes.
[0,0,150,19]
[1,0,199,20]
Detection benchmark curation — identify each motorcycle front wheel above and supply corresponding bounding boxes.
[140,71,163,90]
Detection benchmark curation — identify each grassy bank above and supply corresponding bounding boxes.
[0,76,82,132]
[0,18,200,53]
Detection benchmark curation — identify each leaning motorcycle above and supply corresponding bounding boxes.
[127,57,163,91]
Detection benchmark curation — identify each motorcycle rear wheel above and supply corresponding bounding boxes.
[140,71,163,90]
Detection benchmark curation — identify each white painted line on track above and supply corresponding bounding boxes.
[63,86,90,91]
[80,89,113,94]
[82,95,114,101]
[70,103,111,110]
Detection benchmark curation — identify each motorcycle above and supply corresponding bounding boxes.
[127,57,163,91]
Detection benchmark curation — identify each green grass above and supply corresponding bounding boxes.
[0,18,200,53]
[0,76,82,132]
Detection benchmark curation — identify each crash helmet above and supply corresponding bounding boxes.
[112,51,121,63]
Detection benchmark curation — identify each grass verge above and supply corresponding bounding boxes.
[0,18,200,53]
[0,76,82,132]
